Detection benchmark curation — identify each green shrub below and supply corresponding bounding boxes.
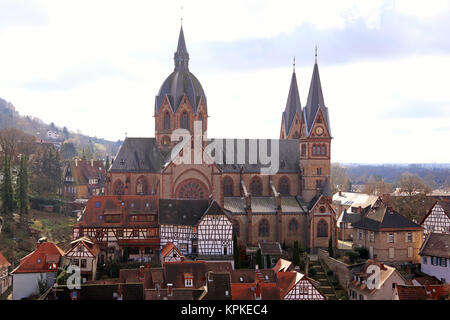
[354,247,369,259]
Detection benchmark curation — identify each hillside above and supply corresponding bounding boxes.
[0,97,121,159]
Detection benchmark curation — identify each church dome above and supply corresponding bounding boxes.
[155,26,207,114]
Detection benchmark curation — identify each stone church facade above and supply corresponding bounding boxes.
[105,26,336,251]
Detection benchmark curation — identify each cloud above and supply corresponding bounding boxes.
[0,0,46,27]
[188,8,450,72]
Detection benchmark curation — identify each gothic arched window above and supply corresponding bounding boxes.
[136,176,148,195]
[279,177,290,195]
[321,145,326,156]
[181,111,189,130]
[312,145,317,156]
[233,219,240,237]
[113,180,125,195]
[250,177,263,196]
[259,219,269,237]
[288,219,298,234]
[164,111,171,130]
[317,219,328,238]
[223,176,234,197]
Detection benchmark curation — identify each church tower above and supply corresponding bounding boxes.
[299,50,332,203]
[154,26,208,151]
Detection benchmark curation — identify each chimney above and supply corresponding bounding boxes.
[339,190,342,196]
[167,283,173,297]
[139,265,145,279]
[91,159,94,167]
[75,158,78,167]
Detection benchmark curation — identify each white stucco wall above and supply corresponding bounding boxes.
[12,272,56,300]
[421,256,450,283]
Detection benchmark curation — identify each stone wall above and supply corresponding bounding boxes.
[318,249,352,290]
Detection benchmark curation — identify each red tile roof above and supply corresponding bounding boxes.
[276,271,298,296]
[395,284,449,300]
[77,195,159,227]
[0,251,11,268]
[68,160,105,185]
[12,242,64,274]
[231,282,281,300]
[160,242,182,258]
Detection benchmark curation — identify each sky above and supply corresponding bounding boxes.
[0,0,449,164]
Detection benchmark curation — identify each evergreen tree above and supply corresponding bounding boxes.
[15,154,29,214]
[62,126,69,140]
[233,234,241,269]
[256,249,263,269]
[293,240,300,266]
[1,151,14,214]
[105,155,110,171]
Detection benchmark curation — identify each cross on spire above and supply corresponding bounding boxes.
[180,6,184,26]
[293,56,296,72]
[315,45,318,64]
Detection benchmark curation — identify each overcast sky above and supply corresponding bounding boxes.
[1,0,449,164]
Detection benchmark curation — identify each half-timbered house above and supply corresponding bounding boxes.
[62,159,106,199]
[64,236,100,282]
[74,195,160,264]
[159,199,233,258]
[420,201,450,240]
[277,271,326,300]
[160,242,184,263]
[0,251,11,296]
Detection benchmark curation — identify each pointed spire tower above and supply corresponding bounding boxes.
[155,24,208,149]
[299,48,332,203]
[280,58,302,139]
[174,25,190,72]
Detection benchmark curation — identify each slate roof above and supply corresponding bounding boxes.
[337,209,362,225]
[282,71,302,136]
[158,199,209,226]
[223,196,306,215]
[212,138,300,173]
[351,205,422,231]
[419,232,450,259]
[110,138,166,173]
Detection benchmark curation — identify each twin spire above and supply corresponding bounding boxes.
[283,49,330,136]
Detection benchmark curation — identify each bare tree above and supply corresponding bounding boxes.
[397,172,431,196]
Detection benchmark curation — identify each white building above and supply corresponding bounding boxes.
[419,232,450,283]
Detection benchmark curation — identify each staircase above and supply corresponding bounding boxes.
[309,256,337,300]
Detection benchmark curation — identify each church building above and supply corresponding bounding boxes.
[102,25,336,253]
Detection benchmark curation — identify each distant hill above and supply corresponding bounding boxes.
[0,97,121,159]
[344,163,450,188]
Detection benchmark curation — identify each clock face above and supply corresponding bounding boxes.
[315,127,324,135]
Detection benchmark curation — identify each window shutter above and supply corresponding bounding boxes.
[387,233,389,243]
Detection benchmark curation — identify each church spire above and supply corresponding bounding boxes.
[282,62,302,136]
[174,25,189,71]
[305,48,330,136]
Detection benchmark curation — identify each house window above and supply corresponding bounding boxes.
[422,256,427,264]
[81,259,87,268]
[321,145,326,156]
[317,219,328,238]
[301,144,306,156]
[388,233,394,243]
[440,258,447,267]
[259,219,269,237]
[370,232,374,242]
[407,232,412,243]
[316,168,322,175]
[185,279,193,287]
[136,176,148,195]
[407,247,413,258]
[359,231,363,240]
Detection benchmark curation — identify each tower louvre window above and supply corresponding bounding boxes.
[164,111,171,130]
[181,112,189,130]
